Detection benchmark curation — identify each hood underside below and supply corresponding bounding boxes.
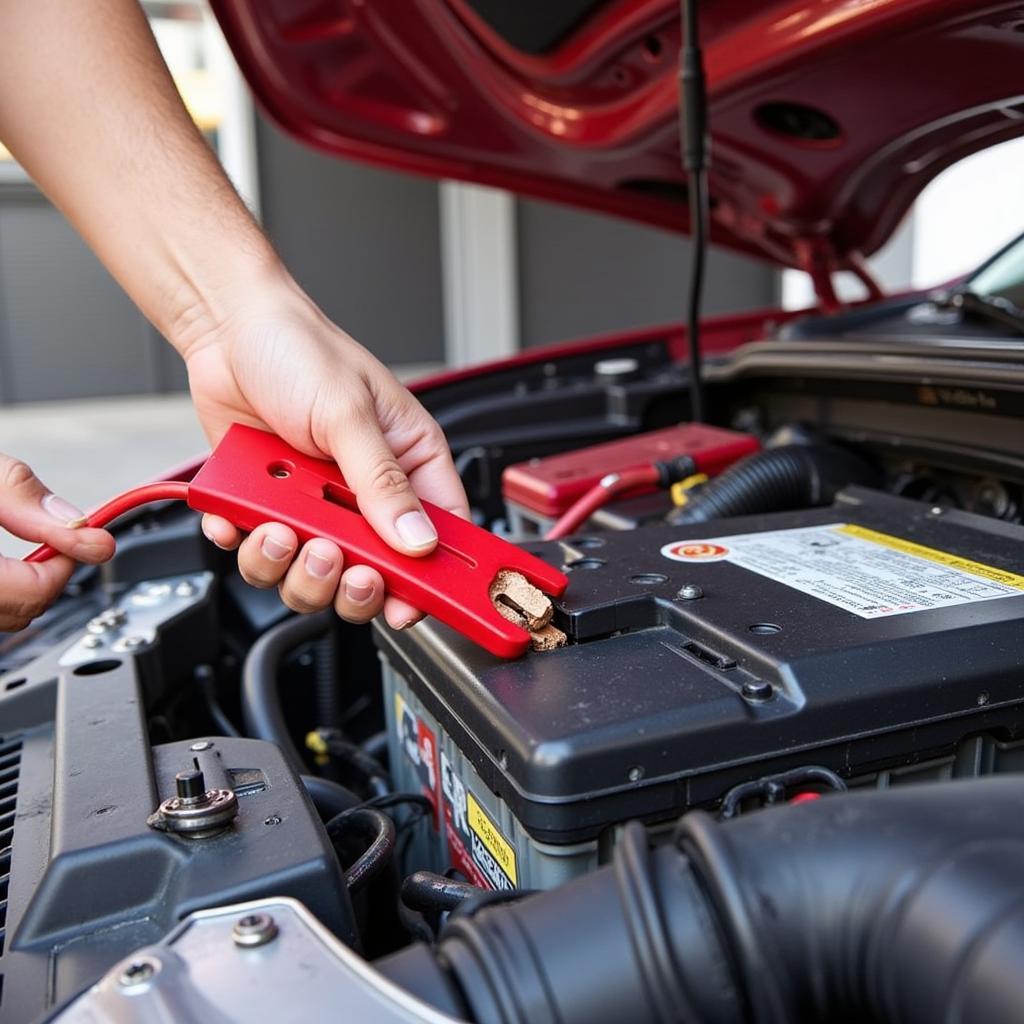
[210,0,1024,274]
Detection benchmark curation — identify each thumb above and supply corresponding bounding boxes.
[325,403,438,558]
[0,455,114,564]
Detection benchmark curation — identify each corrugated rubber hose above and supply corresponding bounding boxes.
[668,443,879,525]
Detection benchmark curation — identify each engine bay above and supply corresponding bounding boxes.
[3,315,1024,1023]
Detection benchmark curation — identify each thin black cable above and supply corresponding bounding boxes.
[681,0,709,423]
[327,806,397,892]
[194,664,241,738]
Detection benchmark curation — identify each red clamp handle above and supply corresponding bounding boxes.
[187,425,568,658]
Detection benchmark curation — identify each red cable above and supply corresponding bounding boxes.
[23,481,191,563]
[544,465,660,541]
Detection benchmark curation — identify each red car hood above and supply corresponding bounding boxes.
[211,0,1024,276]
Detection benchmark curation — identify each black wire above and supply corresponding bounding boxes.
[327,806,397,892]
[686,168,708,423]
[301,774,362,821]
[195,664,241,738]
[681,0,709,423]
[241,610,334,774]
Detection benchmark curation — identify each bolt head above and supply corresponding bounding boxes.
[82,635,103,649]
[627,765,644,783]
[175,769,207,802]
[233,912,278,948]
[189,740,213,752]
[741,680,774,702]
[264,814,282,826]
[678,584,704,601]
[118,957,160,988]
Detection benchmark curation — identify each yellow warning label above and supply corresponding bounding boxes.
[835,524,1024,590]
[466,793,518,885]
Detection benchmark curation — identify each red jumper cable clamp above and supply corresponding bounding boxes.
[25,424,568,659]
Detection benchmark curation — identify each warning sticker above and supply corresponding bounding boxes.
[661,523,1024,619]
[440,751,517,891]
[394,693,441,824]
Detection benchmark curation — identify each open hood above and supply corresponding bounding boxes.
[210,0,1024,282]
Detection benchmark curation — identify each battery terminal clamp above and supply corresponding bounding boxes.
[26,424,568,659]
[489,570,567,651]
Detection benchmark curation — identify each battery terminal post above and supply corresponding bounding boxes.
[490,570,567,651]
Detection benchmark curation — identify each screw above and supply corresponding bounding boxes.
[741,680,774,702]
[264,815,282,826]
[978,692,991,706]
[82,635,104,649]
[930,506,943,515]
[112,635,147,652]
[627,765,644,783]
[677,584,704,601]
[118,957,159,987]
[86,618,109,635]
[232,912,278,948]
[175,580,197,598]
[190,740,213,752]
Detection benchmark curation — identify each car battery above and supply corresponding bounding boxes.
[501,423,759,537]
[376,487,1024,890]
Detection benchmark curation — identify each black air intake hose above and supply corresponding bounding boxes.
[668,443,879,524]
[377,777,1024,1024]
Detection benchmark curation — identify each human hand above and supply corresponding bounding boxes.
[179,275,469,630]
[0,455,115,631]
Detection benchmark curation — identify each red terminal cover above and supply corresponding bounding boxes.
[502,424,760,517]
[188,425,568,659]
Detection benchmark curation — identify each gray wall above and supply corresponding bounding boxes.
[517,198,778,348]
[0,182,185,404]
[255,116,447,367]
[0,123,778,404]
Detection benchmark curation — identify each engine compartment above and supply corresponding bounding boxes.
[3,316,1024,1022]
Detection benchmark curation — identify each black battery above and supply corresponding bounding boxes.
[375,487,1024,889]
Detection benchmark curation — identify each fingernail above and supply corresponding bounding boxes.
[345,580,374,604]
[261,535,293,561]
[202,520,230,550]
[42,494,87,528]
[305,550,334,579]
[395,510,437,549]
[396,619,416,630]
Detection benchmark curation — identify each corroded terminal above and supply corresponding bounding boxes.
[490,569,554,630]
[490,570,566,652]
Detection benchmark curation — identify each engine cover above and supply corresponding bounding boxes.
[0,575,352,1023]
[376,488,1024,890]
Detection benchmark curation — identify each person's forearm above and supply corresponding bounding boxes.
[0,0,281,353]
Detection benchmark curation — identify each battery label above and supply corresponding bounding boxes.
[467,793,518,887]
[394,693,441,823]
[661,522,1024,618]
[440,751,517,890]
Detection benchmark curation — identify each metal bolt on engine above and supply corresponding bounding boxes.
[741,680,774,702]
[677,584,704,600]
[146,768,239,838]
[118,957,160,988]
[232,912,278,948]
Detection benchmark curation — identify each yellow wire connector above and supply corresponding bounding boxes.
[671,473,708,507]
